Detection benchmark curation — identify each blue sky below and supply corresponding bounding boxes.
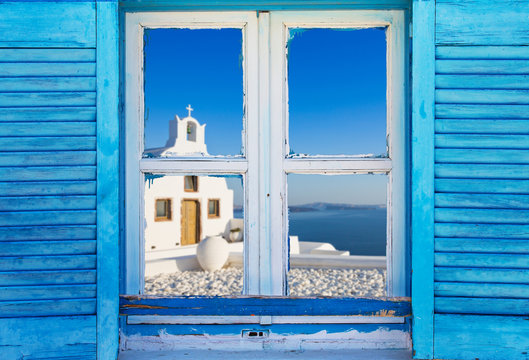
[144,27,387,205]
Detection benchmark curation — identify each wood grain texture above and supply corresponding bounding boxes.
[0,107,96,122]
[436,148,529,164]
[0,196,96,211]
[436,89,529,105]
[436,75,529,89]
[0,136,95,151]
[0,48,96,62]
[0,151,96,166]
[0,181,96,196]
[0,254,96,271]
[0,240,96,256]
[0,122,96,137]
[0,92,96,107]
[0,298,96,317]
[0,225,96,241]
[0,284,96,301]
[435,238,529,254]
[0,2,96,47]
[435,253,529,268]
[435,267,529,284]
[435,297,529,315]
[435,208,529,224]
[0,77,96,92]
[435,179,529,194]
[435,164,529,179]
[435,193,529,209]
[435,314,529,359]
[435,134,529,149]
[436,46,529,60]
[436,60,529,74]
[436,104,529,119]
[0,166,96,181]
[0,210,96,227]
[435,282,529,299]
[0,269,96,286]
[0,63,96,77]
[435,223,529,239]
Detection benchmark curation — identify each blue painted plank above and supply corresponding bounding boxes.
[0,2,96,48]
[0,77,96,92]
[435,164,529,179]
[0,48,96,62]
[436,60,529,74]
[436,149,529,164]
[0,107,96,121]
[0,137,95,151]
[0,63,96,77]
[435,119,529,134]
[0,196,95,211]
[435,253,529,269]
[0,167,96,181]
[435,238,529,254]
[435,297,529,316]
[0,210,96,226]
[435,193,529,209]
[0,284,96,301]
[435,223,529,239]
[0,316,95,360]
[436,104,529,119]
[435,134,529,149]
[0,240,96,256]
[0,92,96,107]
[120,296,412,317]
[0,225,96,241]
[0,151,96,166]
[435,208,529,224]
[436,89,529,105]
[0,254,96,271]
[436,75,529,89]
[97,2,120,359]
[0,298,96,317]
[436,46,529,60]
[435,179,529,194]
[0,122,96,137]
[435,314,529,360]
[435,282,529,299]
[436,0,529,46]
[0,269,95,286]
[0,181,96,196]
[435,267,529,284]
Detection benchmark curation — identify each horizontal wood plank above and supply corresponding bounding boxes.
[0,255,96,271]
[436,89,529,105]
[0,225,96,241]
[0,107,96,122]
[435,193,529,209]
[0,92,96,107]
[435,208,529,224]
[435,282,529,299]
[436,74,529,90]
[435,297,529,316]
[0,298,96,317]
[436,119,529,134]
[435,134,529,149]
[0,63,96,77]
[0,240,96,256]
[435,164,529,179]
[0,77,96,92]
[0,136,95,151]
[436,46,529,60]
[0,167,96,181]
[436,104,529,119]
[435,238,529,254]
[0,284,96,301]
[0,2,95,47]
[436,0,529,46]
[0,210,96,227]
[435,252,529,268]
[436,149,529,164]
[0,316,95,360]
[435,223,529,239]
[435,267,529,284]
[0,181,96,197]
[436,60,529,75]
[0,49,96,62]
[0,269,95,286]
[0,196,95,211]
[435,179,529,194]
[0,122,96,137]
[0,151,96,167]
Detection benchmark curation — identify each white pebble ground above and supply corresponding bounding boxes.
[145,267,386,297]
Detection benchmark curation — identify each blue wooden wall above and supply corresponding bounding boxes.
[432,0,529,359]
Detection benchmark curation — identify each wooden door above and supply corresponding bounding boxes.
[181,200,199,245]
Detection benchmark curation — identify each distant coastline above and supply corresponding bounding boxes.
[289,202,386,213]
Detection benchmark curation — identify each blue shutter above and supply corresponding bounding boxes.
[433,0,529,359]
[0,2,98,358]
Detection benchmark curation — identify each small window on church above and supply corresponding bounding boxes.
[184,176,198,192]
[155,199,172,221]
[208,199,220,218]
[187,122,197,142]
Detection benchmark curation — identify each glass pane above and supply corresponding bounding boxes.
[287,174,387,297]
[155,199,169,219]
[143,28,244,157]
[287,28,387,157]
[144,174,244,296]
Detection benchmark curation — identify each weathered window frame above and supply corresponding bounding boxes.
[154,198,172,221]
[208,199,221,218]
[123,9,409,317]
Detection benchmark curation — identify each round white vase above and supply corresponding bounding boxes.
[196,236,229,271]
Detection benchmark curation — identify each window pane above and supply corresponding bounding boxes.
[287,28,387,157]
[287,174,387,297]
[155,199,171,220]
[144,174,244,296]
[143,28,244,157]
[184,176,198,192]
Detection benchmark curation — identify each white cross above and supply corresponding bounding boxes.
[186,104,194,117]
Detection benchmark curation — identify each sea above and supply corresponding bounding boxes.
[233,208,386,256]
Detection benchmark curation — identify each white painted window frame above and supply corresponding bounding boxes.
[124,10,407,297]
